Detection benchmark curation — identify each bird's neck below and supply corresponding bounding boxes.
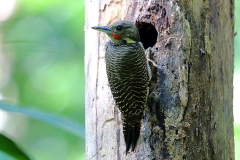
[112,39,127,45]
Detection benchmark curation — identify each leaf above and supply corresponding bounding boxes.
[0,151,17,160]
[0,133,31,160]
[0,102,85,138]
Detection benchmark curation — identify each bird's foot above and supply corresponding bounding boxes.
[145,47,159,69]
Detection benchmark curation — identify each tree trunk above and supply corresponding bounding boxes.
[85,0,235,160]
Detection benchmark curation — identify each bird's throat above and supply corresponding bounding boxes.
[110,33,136,44]
[111,33,122,40]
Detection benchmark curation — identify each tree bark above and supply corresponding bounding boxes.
[85,0,235,160]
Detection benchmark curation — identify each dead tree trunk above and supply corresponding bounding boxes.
[85,0,235,159]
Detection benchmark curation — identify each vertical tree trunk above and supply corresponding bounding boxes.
[85,0,235,160]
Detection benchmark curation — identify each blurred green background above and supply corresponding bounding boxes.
[0,0,239,160]
[0,0,85,160]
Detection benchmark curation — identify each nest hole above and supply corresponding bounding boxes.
[135,22,158,49]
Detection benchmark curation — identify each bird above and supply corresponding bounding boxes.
[92,20,151,154]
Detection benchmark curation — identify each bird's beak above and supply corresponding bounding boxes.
[91,26,112,34]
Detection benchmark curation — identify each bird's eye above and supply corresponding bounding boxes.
[116,25,122,31]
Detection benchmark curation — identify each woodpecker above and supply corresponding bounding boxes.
[92,20,151,153]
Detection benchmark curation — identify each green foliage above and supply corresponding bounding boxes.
[235,1,240,160]
[0,133,30,160]
[0,151,18,160]
[0,102,84,137]
[1,0,85,159]
[235,0,240,73]
[235,124,240,160]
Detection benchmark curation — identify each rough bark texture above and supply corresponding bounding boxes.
[85,0,234,160]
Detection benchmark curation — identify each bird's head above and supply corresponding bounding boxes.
[91,20,140,44]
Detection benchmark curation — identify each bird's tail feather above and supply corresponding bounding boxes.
[123,120,140,154]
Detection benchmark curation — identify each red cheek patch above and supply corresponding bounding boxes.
[111,33,122,40]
